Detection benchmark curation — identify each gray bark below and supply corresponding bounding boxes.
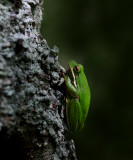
[0,0,77,159]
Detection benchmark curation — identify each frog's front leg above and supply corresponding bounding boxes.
[64,76,79,97]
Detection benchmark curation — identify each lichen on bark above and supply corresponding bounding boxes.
[0,0,77,159]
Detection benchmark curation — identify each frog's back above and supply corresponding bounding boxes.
[77,69,91,130]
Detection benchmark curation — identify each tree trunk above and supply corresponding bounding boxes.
[0,0,77,159]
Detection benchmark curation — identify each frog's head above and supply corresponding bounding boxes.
[68,60,83,75]
[68,60,84,87]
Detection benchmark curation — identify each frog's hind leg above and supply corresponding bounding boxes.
[66,99,80,133]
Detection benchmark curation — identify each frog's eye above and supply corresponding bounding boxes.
[73,66,79,72]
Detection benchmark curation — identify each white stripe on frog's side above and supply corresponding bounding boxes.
[69,64,77,88]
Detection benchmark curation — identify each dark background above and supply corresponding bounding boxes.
[41,1,133,160]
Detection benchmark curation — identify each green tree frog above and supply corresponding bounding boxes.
[64,60,91,133]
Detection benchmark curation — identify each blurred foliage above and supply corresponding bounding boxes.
[41,0,133,160]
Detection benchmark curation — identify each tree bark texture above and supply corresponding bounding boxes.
[0,0,77,159]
